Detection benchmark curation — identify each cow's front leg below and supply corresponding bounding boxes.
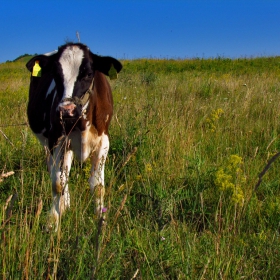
[89,133,109,217]
[48,141,73,231]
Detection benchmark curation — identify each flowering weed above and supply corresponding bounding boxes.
[205,108,224,132]
[215,155,245,206]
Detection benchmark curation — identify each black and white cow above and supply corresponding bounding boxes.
[26,43,122,230]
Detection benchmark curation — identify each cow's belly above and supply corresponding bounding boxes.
[69,125,101,162]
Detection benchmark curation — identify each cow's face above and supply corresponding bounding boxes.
[26,43,122,118]
[54,45,94,118]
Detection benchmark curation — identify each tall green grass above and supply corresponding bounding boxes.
[1,57,280,279]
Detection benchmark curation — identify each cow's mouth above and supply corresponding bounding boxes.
[58,101,81,133]
[59,102,77,118]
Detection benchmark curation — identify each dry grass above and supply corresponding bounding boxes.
[1,57,280,279]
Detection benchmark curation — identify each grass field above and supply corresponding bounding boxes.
[1,56,280,279]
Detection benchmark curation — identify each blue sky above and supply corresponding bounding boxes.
[0,0,280,63]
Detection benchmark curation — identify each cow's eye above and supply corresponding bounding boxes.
[81,72,92,81]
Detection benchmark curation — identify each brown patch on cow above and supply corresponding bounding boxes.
[53,182,63,194]
[91,71,113,135]
[90,123,99,136]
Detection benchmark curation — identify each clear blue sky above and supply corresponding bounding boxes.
[1,0,280,63]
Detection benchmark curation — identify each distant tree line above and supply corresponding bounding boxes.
[13,53,38,62]
[5,53,38,63]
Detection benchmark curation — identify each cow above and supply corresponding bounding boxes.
[26,43,122,231]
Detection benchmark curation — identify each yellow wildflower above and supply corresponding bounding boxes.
[145,163,153,173]
[205,108,224,132]
[215,154,245,206]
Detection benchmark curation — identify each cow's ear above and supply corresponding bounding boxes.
[91,53,122,76]
[26,55,54,73]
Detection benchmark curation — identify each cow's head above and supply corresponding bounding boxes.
[26,43,122,118]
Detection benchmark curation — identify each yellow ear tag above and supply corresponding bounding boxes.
[108,64,118,80]
[32,61,42,77]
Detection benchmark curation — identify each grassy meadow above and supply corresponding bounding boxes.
[1,56,280,279]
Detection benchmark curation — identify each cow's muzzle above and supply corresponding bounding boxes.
[59,102,77,117]
[58,79,94,118]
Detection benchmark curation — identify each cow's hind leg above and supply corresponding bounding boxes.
[89,133,109,217]
[48,142,73,231]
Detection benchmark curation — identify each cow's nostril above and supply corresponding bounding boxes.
[59,103,76,116]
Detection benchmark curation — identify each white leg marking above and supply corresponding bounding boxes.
[48,140,73,231]
[89,133,109,215]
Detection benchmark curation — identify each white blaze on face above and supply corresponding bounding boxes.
[59,46,84,101]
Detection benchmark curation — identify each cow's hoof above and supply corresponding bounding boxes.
[45,223,59,233]
[45,215,59,233]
